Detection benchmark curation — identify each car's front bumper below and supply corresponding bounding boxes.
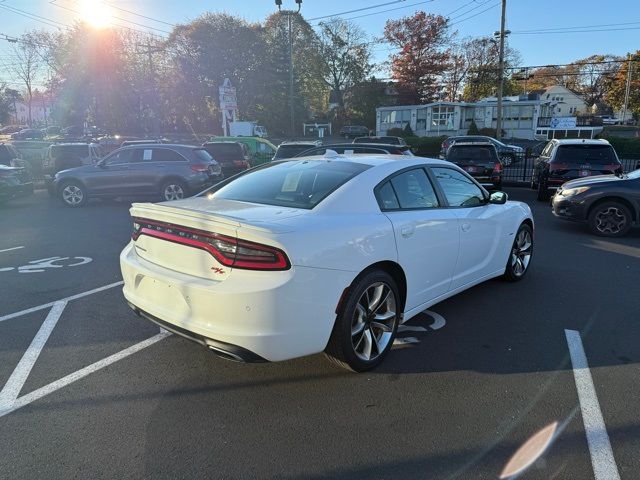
[551,194,587,222]
[120,242,354,362]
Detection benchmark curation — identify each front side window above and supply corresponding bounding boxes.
[432,167,486,207]
[105,149,135,165]
[388,168,439,209]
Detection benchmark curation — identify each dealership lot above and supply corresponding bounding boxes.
[1,189,639,479]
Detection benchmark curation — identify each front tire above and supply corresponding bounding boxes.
[588,201,632,237]
[59,181,87,207]
[325,270,400,372]
[503,223,533,282]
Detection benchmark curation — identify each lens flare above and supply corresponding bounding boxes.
[79,0,114,29]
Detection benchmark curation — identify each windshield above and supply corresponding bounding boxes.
[205,160,369,209]
[554,145,619,165]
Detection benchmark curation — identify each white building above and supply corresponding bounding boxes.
[10,97,52,126]
[538,85,588,116]
[376,93,602,141]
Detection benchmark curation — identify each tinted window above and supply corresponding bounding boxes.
[554,145,619,165]
[51,145,89,159]
[208,160,369,209]
[376,181,400,210]
[105,149,135,165]
[432,167,486,207]
[389,168,439,209]
[447,146,498,165]
[193,149,214,163]
[204,144,243,162]
[274,144,316,159]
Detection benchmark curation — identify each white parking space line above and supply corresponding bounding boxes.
[0,331,170,418]
[0,246,24,253]
[0,281,124,323]
[397,325,428,333]
[393,337,420,346]
[0,301,67,413]
[565,329,621,480]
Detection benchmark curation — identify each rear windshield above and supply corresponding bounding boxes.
[354,137,400,145]
[203,143,242,161]
[447,145,498,164]
[554,145,619,165]
[274,144,315,159]
[50,145,89,158]
[206,160,370,209]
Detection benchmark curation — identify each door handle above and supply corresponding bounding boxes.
[461,223,471,232]
[401,226,415,238]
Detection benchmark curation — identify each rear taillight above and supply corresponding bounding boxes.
[493,162,502,172]
[602,164,621,172]
[190,163,209,173]
[131,218,290,271]
[233,160,250,169]
[549,162,569,172]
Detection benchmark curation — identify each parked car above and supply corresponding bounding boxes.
[43,143,102,191]
[441,135,523,164]
[294,143,413,157]
[354,136,407,146]
[445,142,503,190]
[531,139,623,201]
[201,141,251,177]
[11,128,44,140]
[273,141,322,160]
[551,168,640,237]
[0,143,24,167]
[53,144,222,207]
[120,139,165,147]
[210,136,277,166]
[43,126,61,136]
[121,155,533,371]
[0,125,28,135]
[0,164,33,204]
[598,115,621,126]
[340,125,370,139]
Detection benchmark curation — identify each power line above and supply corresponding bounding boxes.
[512,19,640,34]
[308,1,411,21]
[449,1,500,26]
[444,0,478,18]
[511,26,640,35]
[0,3,68,29]
[102,0,177,27]
[448,0,494,21]
[337,1,434,22]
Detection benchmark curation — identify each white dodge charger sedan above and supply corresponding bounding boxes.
[120,154,534,371]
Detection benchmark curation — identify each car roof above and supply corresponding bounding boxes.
[119,143,198,150]
[278,141,319,146]
[51,142,92,147]
[321,142,408,148]
[450,141,495,146]
[293,153,447,167]
[550,139,611,145]
[203,141,242,145]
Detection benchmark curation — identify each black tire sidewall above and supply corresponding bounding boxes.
[588,202,632,237]
[330,270,400,372]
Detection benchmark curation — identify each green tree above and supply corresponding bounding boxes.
[605,51,640,119]
[347,77,392,129]
[0,85,21,125]
[467,118,479,134]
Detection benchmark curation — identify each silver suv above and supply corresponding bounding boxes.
[52,144,222,207]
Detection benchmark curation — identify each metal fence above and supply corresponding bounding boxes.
[502,153,640,185]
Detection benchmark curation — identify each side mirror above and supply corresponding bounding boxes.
[489,191,508,204]
[97,159,106,168]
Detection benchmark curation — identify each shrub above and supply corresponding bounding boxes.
[468,119,479,135]
[386,127,404,137]
[402,123,414,137]
[405,136,446,157]
[478,127,497,138]
[604,136,640,159]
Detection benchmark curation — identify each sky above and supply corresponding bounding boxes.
[0,0,638,89]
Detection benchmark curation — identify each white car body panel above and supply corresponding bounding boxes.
[120,155,533,362]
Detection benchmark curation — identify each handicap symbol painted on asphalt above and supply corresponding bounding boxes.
[0,256,93,273]
[394,310,446,346]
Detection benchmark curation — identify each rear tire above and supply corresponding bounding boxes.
[588,201,632,237]
[325,270,400,372]
[503,223,533,282]
[59,181,87,207]
[160,180,187,202]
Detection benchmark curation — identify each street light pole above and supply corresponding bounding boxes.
[622,54,633,125]
[495,0,507,141]
[276,0,302,138]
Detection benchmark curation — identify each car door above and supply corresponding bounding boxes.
[377,167,460,311]
[87,148,136,195]
[430,166,507,290]
[126,147,182,195]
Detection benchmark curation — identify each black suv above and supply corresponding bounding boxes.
[339,125,370,139]
[201,141,251,177]
[532,139,623,201]
[353,136,407,146]
[52,144,222,207]
[273,141,322,160]
[445,142,503,190]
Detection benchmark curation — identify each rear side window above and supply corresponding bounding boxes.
[389,168,439,209]
[376,182,400,210]
[554,145,619,165]
[193,149,214,163]
[148,148,185,162]
[274,144,315,159]
[208,160,369,209]
[447,146,498,164]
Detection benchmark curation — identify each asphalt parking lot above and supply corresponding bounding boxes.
[1,188,639,479]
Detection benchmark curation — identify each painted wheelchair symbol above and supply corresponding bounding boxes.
[0,256,93,273]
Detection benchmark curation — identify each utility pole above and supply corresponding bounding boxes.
[621,55,633,125]
[276,0,302,138]
[495,0,507,141]
[136,41,163,137]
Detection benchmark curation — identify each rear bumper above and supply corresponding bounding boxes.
[120,241,354,362]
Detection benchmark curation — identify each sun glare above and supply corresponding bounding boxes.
[80,0,114,29]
